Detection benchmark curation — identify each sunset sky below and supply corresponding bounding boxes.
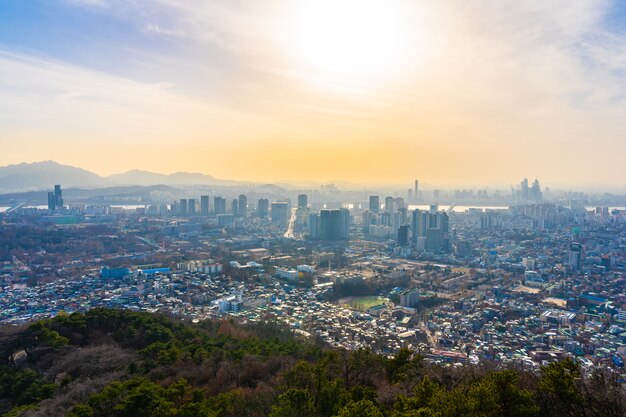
[1,0,626,188]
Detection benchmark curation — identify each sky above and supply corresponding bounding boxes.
[1,0,626,189]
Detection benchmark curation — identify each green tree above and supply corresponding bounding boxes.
[269,389,315,417]
[335,399,384,417]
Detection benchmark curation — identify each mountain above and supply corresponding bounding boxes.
[0,161,238,193]
[0,161,104,193]
[106,170,238,186]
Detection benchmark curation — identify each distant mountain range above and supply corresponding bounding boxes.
[0,161,241,193]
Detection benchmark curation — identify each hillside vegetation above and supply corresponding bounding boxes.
[0,308,623,417]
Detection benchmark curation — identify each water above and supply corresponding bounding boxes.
[408,205,509,212]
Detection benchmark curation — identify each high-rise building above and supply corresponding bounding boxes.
[238,194,247,218]
[47,191,56,210]
[412,209,428,243]
[257,198,269,218]
[414,180,419,202]
[407,188,413,202]
[231,199,239,216]
[297,194,308,208]
[363,210,376,234]
[308,212,320,239]
[214,197,226,214]
[188,198,196,216]
[568,243,583,270]
[200,195,209,215]
[398,225,409,247]
[54,185,63,208]
[521,178,530,200]
[530,179,542,201]
[413,208,449,252]
[319,208,350,240]
[369,195,380,214]
[179,199,188,216]
[385,196,394,213]
[271,201,290,228]
[433,189,440,201]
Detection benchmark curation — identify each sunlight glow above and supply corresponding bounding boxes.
[282,0,412,91]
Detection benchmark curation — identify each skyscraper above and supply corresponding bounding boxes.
[308,212,320,239]
[398,225,409,246]
[200,195,209,215]
[414,180,419,202]
[369,195,380,214]
[411,209,428,243]
[257,198,269,218]
[271,201,290,228]
[385,196,394,213]
[319,208,350,240]
[214,197,226,214]
[238,194,247,218]
[297,194,308,208]
[362,210,376,234]
[54,184,63,208]
[231,199,239,216]
[47,191,56,210]
[179,199,188,216]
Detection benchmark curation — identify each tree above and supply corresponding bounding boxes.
[269,389,315,417]
[335,400,384,417]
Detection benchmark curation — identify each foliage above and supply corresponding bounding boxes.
[0,309,621,417]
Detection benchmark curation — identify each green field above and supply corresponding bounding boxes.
[340,296,387,311]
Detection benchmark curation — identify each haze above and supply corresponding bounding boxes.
[1,0,626,188]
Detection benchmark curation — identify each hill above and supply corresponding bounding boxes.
[0,162,239,193]
[0,309,623,417]
[0,161,104,193]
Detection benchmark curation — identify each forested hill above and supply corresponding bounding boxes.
[0,309,623,417]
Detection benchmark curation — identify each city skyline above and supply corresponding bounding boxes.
[2,1,626,187]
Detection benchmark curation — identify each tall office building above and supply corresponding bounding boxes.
[257,198,269,218]
[413,208,449,252]
[385,196,394,213]
[214,197,226,214]
[179,199,188,216]
[414,180,419,202]
[398,225,409,246]
[433,189,440,201]
[231,199,239,216]
[271,201,290,228]
[238,194,247,218]
[362,210,376,234]
[308,212,321,239]
[319,208,350,240]
[407,189,413,202]
[188,198,196,216]
[530,179,542,202]
[520,178,530,200]
[54,185,63,208]
[411,209,428,243]
[200,195,209,215]
[369,195,380,214]
[47,192,56,210]
[297,194,308,208]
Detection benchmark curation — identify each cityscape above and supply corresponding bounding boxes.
[1,0,626,416]
[1,177,624,371]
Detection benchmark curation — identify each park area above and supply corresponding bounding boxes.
[338,296,388,311]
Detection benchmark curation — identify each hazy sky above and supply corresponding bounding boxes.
[1,0,626,188]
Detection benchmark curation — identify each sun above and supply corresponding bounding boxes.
[282,0,412,91]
